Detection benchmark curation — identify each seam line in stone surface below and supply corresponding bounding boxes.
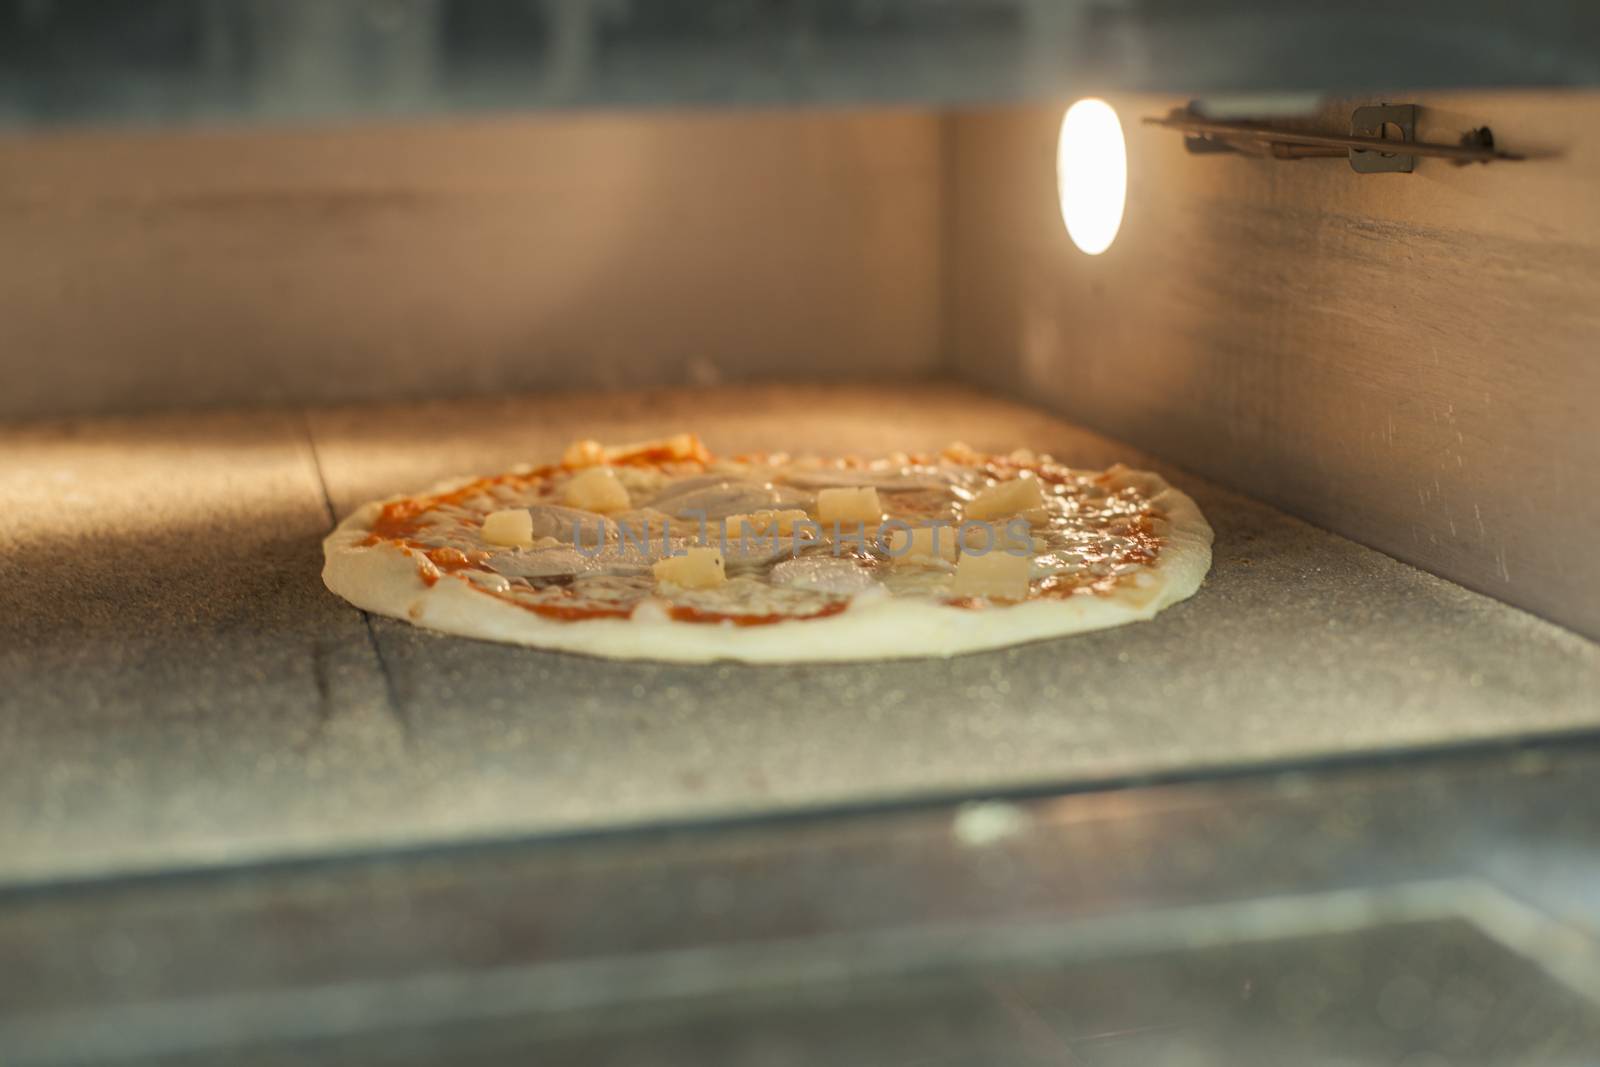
[300,411,412,744]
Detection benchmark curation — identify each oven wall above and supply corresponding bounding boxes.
[6,95,1595,638]
[0,108,942,418]
[947,92,1600,639]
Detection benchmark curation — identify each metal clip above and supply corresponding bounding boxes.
[1145,104,1520,171]
[1349,104,1417,174]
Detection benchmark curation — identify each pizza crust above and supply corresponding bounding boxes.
[321,466,1213,663]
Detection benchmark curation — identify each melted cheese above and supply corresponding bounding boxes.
[887,524,959,563]
[722,508,811,537]
[365,439,1167,626]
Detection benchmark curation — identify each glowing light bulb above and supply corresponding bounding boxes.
[1056,99,1127,255]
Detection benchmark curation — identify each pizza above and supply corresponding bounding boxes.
[321,434,1212,662]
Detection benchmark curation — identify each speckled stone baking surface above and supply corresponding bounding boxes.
[2,384,1597,886]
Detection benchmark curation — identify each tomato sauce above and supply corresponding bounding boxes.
[667,600,849,627]
[522,600,634,622]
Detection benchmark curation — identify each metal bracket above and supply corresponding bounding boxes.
[1146,103,1519,171]
[1349,104,1417,174]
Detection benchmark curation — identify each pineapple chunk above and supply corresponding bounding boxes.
[951,549,1033,600]
[964,476,1045,521]
[652,546,727,589]
[561,466,631,514]
[816,486,883,526]
[942,441,982,465]
[481,508,534,548]
[970,520,1041,555]
[886,524,958,563]
[562,439,607,468]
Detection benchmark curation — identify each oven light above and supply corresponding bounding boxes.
[1056,98,1127,256]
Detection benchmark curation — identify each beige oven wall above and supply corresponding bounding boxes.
[0,108,942,417]
[947,93,1600,640]
[6,97,1597,640]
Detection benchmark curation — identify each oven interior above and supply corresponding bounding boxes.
[2,4,1599,1064]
